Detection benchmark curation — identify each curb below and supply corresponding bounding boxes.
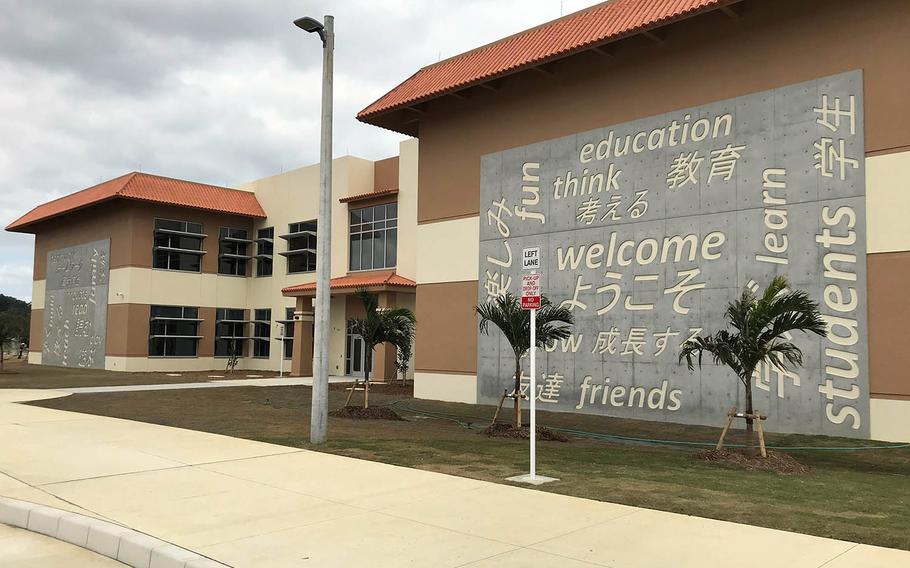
[0,496,230,568]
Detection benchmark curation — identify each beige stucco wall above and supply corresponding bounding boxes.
[236,156,380,375]
[31,279,45,310]
[415,216,479,284]
[870,398,910,442]
[414,372,478,404]
[396,138,419,281]
[107,267,249,308]
[866,150,910,254]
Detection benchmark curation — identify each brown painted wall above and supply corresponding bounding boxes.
[197,307,216,358]
[32,201,133,280]
[410,0,910,377]
[106,303,150,357]
[416,0,910,223]
[123,202,255,276]
[29,308,43,352]
[868,252,910,398]
[414,281,478,374]
[373,156,400,191]
[31,200,256,280]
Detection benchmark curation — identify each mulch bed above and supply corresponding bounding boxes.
[694,448,811,475]
[480,423,570,442]
[329,405,405,421]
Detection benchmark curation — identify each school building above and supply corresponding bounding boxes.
[7,140,418,380]
[356,0,910,442]
[8,0,910,442]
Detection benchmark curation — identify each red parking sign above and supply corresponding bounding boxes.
[521,274,541,310]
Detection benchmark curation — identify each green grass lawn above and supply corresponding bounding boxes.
[28,381,910,550]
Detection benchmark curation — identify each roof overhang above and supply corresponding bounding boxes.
[6,172,266,233]
[357,0,743,136]
[282,271,417,297]
[339,188,399,204]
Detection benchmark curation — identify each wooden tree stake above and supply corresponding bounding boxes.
[344,379,360,407]
[491,390,508,425]
[716,406,737,450]
[756,412,768,458]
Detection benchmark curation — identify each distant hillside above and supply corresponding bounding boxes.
[0,294,30,347]
[0,294,29,315]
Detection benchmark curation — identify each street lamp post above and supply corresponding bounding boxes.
[294,15,334,444]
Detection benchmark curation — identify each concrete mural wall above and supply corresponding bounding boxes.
[43,239,110,369]
[478,71,868,438]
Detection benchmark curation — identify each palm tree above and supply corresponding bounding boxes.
[348,289,416,407]
[475,293,574,428]
[679,276,826,440]
[394,327,414,385]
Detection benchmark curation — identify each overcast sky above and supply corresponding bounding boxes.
[0,0,601,301]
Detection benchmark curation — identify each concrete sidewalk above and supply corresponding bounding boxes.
[60,375,352,394]
[1,388,908,568]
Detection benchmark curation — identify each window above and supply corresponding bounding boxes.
[215,308,248,357]
[148,306,201,357]
[252,308,271,358]
[280,221,317,274]
[255,227,274,277]
[349,203,397,271]
[280,307,295,359]
[218,227,251,276]
[153,219,205,272]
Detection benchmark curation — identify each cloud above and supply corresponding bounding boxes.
[0,0,601,301]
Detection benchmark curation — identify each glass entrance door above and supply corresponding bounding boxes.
[345,321,371,378]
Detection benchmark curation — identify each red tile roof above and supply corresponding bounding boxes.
[6,172,266,232]
[357,0,732,128]
[282,271,417,296]
[339,188,399,204]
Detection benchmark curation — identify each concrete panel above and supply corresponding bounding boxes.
[42,239,110,369]
[478,71,870,438]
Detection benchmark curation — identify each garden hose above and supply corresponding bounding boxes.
[388,399,910,452]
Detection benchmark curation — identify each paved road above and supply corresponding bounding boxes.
[1,388,908,568]
[0,523,123,567]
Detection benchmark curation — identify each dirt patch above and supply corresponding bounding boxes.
[695,449,811,475]
[480,423,570,442]
[329,405,405,421]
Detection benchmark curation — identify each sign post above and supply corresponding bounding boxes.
[508,247,557,485]
[521,272,540,479]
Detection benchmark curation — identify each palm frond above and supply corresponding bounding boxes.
[680,277,827,393]
[475,293,573,358]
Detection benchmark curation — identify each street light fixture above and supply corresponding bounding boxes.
[293,17,326,45]
[294,14,334,444]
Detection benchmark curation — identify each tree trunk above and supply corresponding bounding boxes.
[513,358,522,428]
[744,378,756,454]
[363,345,371,409]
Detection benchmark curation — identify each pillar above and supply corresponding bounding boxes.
[372,292,398,381]
[291,299,315,376]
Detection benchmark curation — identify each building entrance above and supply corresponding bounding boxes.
[344,321,371,378]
